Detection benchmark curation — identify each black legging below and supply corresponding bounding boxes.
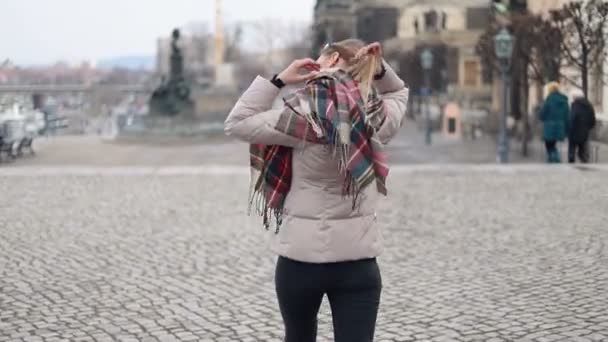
[275,256,382,342]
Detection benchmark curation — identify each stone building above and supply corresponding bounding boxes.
[313,0,357,50]
[385,0,491,103]
[313,0,492,106]
[313,0,401,52]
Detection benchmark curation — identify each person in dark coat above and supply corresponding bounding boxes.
[539,82,570,163]
[568,91,596,163]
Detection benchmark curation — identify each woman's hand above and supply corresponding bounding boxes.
[355,42,382,60]
[277,58,321,85]
[355,42,384,76]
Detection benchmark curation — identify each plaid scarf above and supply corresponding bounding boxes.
[249,69,389,231]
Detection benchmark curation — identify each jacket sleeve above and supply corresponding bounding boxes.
[565,105,571,134]
[539,102,548,122]
[224,76,302,147]
[373,61,409,144]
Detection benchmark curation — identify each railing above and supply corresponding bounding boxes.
[0,84,147,93]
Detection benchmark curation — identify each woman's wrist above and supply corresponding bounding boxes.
[270,74,286,89]
[374,63,387,81]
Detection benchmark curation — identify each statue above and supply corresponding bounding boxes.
[149,28,194,117]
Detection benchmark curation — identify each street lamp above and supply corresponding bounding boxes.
[494,27,514,164]
[421,48,434,145]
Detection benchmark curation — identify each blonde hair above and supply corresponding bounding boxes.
[321,39,382,104]
[546,81,560,95]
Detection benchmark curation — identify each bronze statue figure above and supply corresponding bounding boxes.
[149,28,194,117]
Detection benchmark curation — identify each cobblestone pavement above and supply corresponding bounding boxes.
[1,166,607,342]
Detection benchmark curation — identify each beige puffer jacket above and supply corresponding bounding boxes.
[225,62,408,263]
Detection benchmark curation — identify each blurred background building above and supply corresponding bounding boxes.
[312,0,608,144]
[1,0,607,145]
[313,0,493,126]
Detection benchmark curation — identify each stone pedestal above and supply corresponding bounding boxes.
[116,115,224,143]
[193,88,239,123]
[215,63,236,89]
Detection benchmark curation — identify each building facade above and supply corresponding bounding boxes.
[386,0,491,102]
[313,0,491,106]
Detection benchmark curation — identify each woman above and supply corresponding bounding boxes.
[225,39,408,342]
[539,82,570,163]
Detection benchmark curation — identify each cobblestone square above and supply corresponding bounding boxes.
[1,166,607,341]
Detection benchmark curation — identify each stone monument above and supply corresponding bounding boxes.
[112,0,239,143]
[149,29,194,117]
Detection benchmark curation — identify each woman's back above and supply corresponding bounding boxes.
[541,91,570,141]
[275,143,380,263]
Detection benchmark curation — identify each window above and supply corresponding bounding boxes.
[424,10,439,32]
[510,0,528,13]
[464,60,479,87]
[356,7,398,43]
[326,0,350,10]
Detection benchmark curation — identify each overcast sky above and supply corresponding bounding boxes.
[1,0,315,65]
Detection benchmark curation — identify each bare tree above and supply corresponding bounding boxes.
[224,20,311,92]
[184,22,211,74]
[477,12,562,156]
[550,0,608,97]
[234,55,266,91]
[477,14,558,84]
[477,1,608,155]
[252,20,282,65]
[282,22,313,62]
[252,20,311,68]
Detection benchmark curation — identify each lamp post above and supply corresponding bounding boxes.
[494,27,514,164]
[421,48,434,145]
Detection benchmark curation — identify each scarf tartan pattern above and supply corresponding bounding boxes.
[249,69,389,231]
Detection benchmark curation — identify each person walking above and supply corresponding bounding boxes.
[568,90,596,163]
[539,82,570,163]
[224,39,408,342]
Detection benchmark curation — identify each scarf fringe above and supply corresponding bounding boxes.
[248,172,285,234]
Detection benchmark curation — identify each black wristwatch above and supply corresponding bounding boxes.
[374,64,387,80]
[271,74,286,89]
